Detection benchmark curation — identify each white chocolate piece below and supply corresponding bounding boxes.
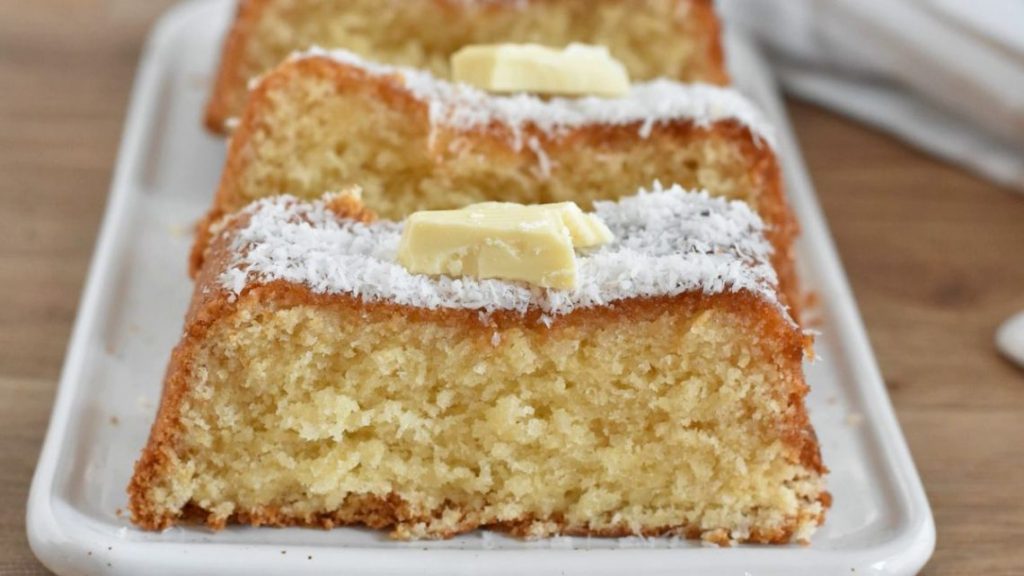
[451,43,630,97]
[397,201,613,289]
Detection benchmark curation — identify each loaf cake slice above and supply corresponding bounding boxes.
[205,0,728,132]
[130,185,828,544]
[200,49,799,311]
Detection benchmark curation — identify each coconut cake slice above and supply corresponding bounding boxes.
[130,184,827,543]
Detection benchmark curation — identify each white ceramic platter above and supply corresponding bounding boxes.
[27,1,935,574]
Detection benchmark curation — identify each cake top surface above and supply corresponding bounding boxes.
[285,47,776,148]
[217,184,788,321]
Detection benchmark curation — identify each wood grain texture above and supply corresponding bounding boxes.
[1,1,1021,574]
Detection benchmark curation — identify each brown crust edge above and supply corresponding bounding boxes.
[204,0,269,133]
[692,0,731,85]
[171,494,828,544]
[202,0,730,134]
[134,199,826,538]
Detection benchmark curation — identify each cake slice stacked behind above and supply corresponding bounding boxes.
[206,0,728,132]
[201,49,799,312]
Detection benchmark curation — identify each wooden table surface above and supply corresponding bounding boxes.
[2,2,1022,575]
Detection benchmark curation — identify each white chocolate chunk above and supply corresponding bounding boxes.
[451,43,630,97]
[551,201,615,247]
[397,201,613,289]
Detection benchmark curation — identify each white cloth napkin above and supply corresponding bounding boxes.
[719,0,1024,192]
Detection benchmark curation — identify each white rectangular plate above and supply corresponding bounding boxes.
[27,1,935,574]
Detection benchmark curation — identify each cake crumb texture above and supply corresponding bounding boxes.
[129,290,825,542]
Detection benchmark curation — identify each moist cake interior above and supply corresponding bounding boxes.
[151,291,821,541]
[242,0,724,82]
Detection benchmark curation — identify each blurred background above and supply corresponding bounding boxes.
[1,1,1022,574]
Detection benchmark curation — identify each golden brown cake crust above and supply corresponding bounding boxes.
[204,0,268,133]
[195,54,800,314]
[131,204,826,538]
[203,0,730,133]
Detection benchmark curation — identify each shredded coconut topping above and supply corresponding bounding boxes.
[217,184,785,320]
[288,47,776,149]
